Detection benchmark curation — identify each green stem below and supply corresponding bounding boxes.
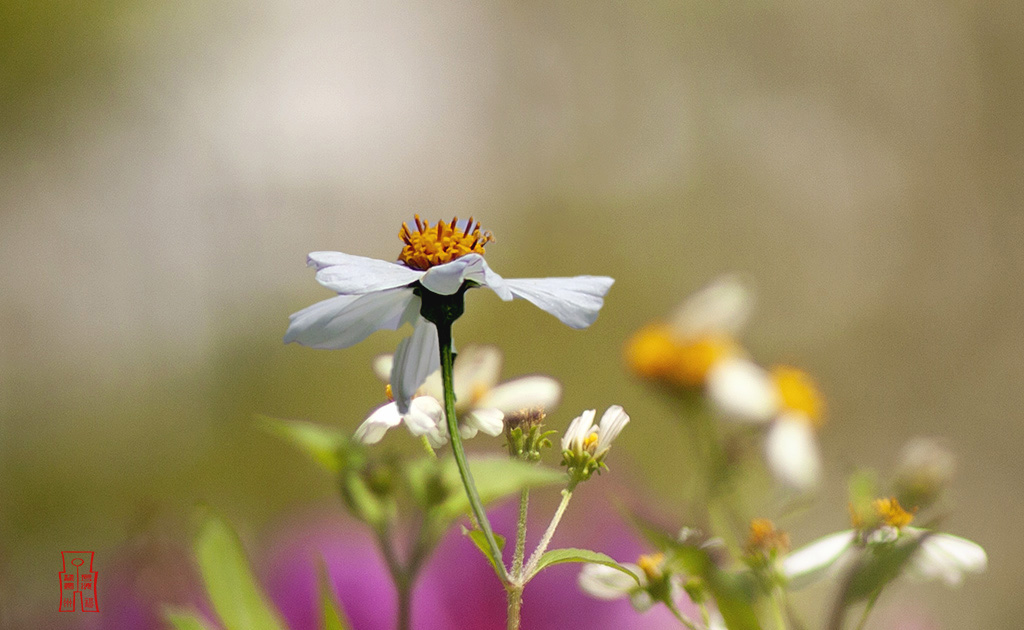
[436,319,508,583]
[420,435,436,458]
[512,489,530,579]
[523,486,574,579]
[373,526,412,630]
[506,585,523,630]
[770,587,789,630]
[853,591,881,630]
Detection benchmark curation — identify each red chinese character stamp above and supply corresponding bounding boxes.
[59,551,99,612]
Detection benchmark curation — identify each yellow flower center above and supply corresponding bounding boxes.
[637,552,665,582]
[398,215,493,271]
[582,432,600,454]
[385,384,394,402]
[771,365,825,426]
[746,518,790,554]
[624,325,737,388]
[872,497,915,529]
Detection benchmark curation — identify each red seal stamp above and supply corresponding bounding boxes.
[59,551,99,612]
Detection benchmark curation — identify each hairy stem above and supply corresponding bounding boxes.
[506,585,523,630]
[512,489,530,579]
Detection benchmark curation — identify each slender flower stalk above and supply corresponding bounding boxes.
[435,316,508,583]
[523,486,575,579]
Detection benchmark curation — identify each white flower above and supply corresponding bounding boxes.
[706,359,824,491]
[668,274,754,340]
[561,405,630,460]
[354,395,448,448]
[578,562,654,612]
[284,217,613,414]
[783,528,987,590]
[368,345,561,442]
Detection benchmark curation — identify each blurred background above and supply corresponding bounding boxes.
[2,0,1022,627]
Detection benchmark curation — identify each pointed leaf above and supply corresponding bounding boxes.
[464,527,507,579]
[529,548,640,583]
[259,415,352,472]
[317,560,351,630]
[194,510,288,630]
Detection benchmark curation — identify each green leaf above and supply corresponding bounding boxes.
[317,559,351,630]
[529,548,640,583]
[164,609,218,630]
[259,415,351,472]
[194,510,288,630]
[465,527,507,578]
[436,456,565,522]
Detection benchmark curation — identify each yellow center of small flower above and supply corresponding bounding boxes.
[636,552,665,582]
[398,215,493,271]
[746,518,790,554]
[582,432,600,455]
[771,365,825,427]
[624,324,737,388]
[385,384,394,402]
[872,497,915,529]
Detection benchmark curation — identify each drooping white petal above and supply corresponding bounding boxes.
[782,530,856,589]
[354,402,404,444]
[765,415,821,490]
[314,256,422,294]
[562,409,597,451]
[596,405,630,452]
[425,420,450,448]
[906,530,987,587]
[503,276,615,329]
[479,376,562,413]
[416,254,481,296]
[628,590,655,613]
[391,317,440,413]
[578,563,641,600]
[462,408,505,438]
[706,358,780,424]
[669,274,753,339]
[283,288,416,349]
[451,345,503,402]
[402,396,446,437]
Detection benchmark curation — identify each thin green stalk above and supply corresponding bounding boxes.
[523,486,574,579]
[512,489,530,578]
[853,591,881,630]
[420,435,436,458]
[373,526,412,630]
[436,320,508,583]
[665,599,700,630]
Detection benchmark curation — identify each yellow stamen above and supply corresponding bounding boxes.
[385,384,394,402]
[671,336,736,387]
[771,365,825,426]
[582,432,599,454]
[746,518,790,554]
[397,214,493,271]
[624,324,680,379]
[872,497,915,529]
[637,552,665,582]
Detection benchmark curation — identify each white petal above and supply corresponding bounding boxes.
[313,254,423,294]
[478,376,562,413]
[628,590,654,613]
[907,530,987,587]
[561,409,596,451]
[782,530,856,588]
[463,408,505,437]
[596,405,630,451]
[419,254,487,296]
[354,402,403,444]
[391,317,440,413]
[372,354,394,383]
[284,289,416,349]
[426,420,450,448]
[452,345,503,402]
[403,396,446,437]
[706,358,780,424]
[578,563,640,600]
[669,274,753,339]
[765,415,821,490]
[503,276,615,329]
